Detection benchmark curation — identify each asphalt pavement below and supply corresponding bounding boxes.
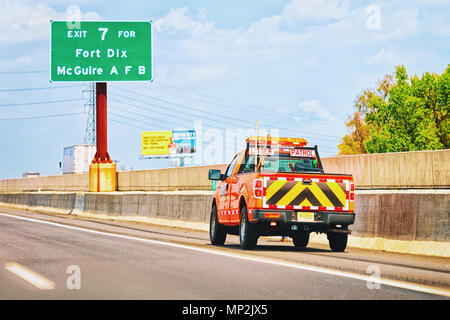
[0,207,448,300]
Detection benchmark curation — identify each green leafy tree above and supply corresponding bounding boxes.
[365,65,448,153]
[339,65,449,155]
[337,112,370,155]
[338,74,393,155]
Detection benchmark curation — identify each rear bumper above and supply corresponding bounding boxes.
[249,209,355,227]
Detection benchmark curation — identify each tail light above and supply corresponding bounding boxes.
[349,181,355,211]
[253,179,263,198]
[350,182,355,200]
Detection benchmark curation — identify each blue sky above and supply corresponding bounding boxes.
[0,0,449,178]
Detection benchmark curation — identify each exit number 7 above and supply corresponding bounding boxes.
[98,27,108,40]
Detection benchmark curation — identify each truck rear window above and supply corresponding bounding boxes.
[262,153,323,173]
[239,148,323,174]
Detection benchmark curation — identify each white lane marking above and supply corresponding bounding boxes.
[4,262,55,290]
[1,212,449,297]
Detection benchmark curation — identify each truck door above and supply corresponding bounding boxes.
[218,154,239,224]
[229,152,245,224]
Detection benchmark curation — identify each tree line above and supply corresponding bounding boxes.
[338,65,449,155]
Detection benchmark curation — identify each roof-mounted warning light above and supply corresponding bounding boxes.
[245,136,308,147]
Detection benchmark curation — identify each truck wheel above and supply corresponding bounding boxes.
[328,232,348,252]
[239,206,258,250]
[210,204,226,245]
[293,232,309,248]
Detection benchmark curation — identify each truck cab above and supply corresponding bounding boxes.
[208,136,355,252]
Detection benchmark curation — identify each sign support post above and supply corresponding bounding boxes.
[94,82,110,162]
[89,82,116,192]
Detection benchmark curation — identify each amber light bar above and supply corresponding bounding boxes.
[246,136,308,147]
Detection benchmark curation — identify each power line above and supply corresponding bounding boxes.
[110,98,292,150]
[109,95,339,152]
[108,106,338,153]
[0,70,47,74]
[109,117,147,130]
[110,97,201,128]
[110,94,241,132]
[108,117,337,155]
[0,98,82,108]
[110,96,253,134]
[109,110,172,131]
[115,84,343,141]
[110,89,253,128]
[0,85,83,93]
[113,86,254,127]
[156,82,344,126]
[109,108,246,150]
[0,112,85,121]
[110,86,341,142]
[147,83,343,127]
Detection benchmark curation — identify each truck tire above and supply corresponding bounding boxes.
[210,204,227,245]
[239,206,258,250]
[293,232,309,248]
[328,232,348,252]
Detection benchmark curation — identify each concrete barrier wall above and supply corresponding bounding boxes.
[0,174,89,192]
[118,164,228,192]
[0,192,77,214]
[0,149,448,192]
[0,191,448,242]
[0,165,228,193]
[352,191,449,241]
[322,149,449,189]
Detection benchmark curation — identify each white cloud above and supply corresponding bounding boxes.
[0,1,101,44]
[45,0,104,4]
[410,0,450,6]
[151,0,430,88]
[8,55,33,67]
[160,63,232,85]
[296,100,337,122]
[433,24,450,37]
[154,0,424,61]
[281,0,348,25]
[364,48,402,66]
[153,7,215,36]
[373,8,420,42]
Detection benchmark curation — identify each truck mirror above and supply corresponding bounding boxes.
[208,169,223,181]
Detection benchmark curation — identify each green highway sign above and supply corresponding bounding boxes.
[50,21,152,82]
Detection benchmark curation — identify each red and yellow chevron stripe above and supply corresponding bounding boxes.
[263,177,351,211]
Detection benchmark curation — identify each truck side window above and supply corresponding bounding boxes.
[225,153,240,177]
[238,151,256,174]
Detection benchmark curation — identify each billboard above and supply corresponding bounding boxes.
[141,130,196,157]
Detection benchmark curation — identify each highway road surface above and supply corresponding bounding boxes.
[0,207,449,300]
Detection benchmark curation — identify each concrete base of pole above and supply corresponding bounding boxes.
[89,162,117,192]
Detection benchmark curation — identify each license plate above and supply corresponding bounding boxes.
[297,212,314,222]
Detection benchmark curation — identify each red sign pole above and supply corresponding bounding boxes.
[89,82,116,192]
[93,82,111,163]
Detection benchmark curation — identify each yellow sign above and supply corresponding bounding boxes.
[141,131,172,156]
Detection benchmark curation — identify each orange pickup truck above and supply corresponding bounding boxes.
[208,136,355,251]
